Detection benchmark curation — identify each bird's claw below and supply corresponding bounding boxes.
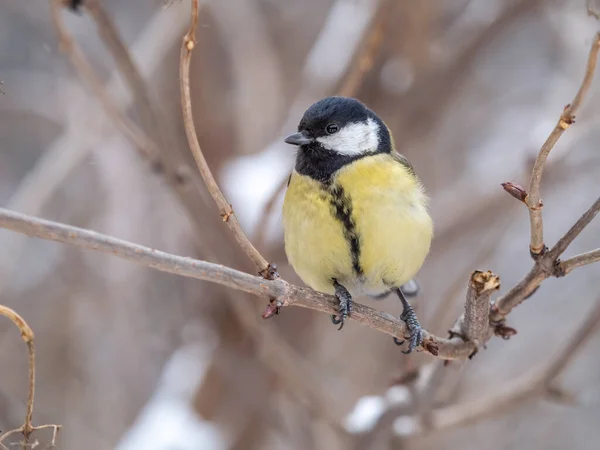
[331,281,352,330]
[400,306,423,354]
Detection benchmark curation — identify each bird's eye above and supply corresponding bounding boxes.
[326,123,339,134]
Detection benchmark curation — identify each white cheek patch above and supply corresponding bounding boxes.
[316,118,380,156]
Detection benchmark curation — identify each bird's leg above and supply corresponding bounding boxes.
[330,279,352,330]
[400,279,420,297]
[393,288,423,354]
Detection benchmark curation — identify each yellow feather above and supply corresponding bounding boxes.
[282,153,433,297]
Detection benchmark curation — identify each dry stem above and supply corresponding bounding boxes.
[179,0,275,279]
[0,307,60,447]
[526,32,600,255]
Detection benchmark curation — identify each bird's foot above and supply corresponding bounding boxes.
[393,288,423,354]
[330,280,352,330]
[400,303,423,354]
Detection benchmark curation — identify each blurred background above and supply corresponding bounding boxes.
[1,0,600,449]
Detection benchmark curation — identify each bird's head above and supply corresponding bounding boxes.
[284,96,391,157]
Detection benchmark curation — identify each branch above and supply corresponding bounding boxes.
[83,0,168,155]
[492,195,600,320]
[179,0,275,279]
[0,207,477,360]
[547,196,600,260]
[0,306,61,447]
[0,305,34,438]
[460,271,499,350]
[526,32,600,256]
[558,248,600,274]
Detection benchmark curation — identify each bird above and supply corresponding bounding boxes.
[281,96,433,353]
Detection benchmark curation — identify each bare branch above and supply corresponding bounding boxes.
[0,207,476,359]
[179,0,275,279]
[558,248,600,274]
[0,306,60,447]
[83,0,168,154]
[526,32,600,256]
[493,188,600,321]
[0,305,35,438]
[462,271,499,348]
[547,196,600,260]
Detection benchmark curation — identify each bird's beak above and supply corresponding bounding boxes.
[284,131,313,146]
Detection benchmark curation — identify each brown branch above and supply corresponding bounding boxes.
[0,306,61,447]
[493,195,600,320]
[526,32,600,256]
[547,196,600,261]
[558,248,600,274]
[83,0,168,155]
[179,0,275,279]
[0,305,35,438]
[461,271,499,349]
[0,207,476,360]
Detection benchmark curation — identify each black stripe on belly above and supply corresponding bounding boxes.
[328,184,363,277]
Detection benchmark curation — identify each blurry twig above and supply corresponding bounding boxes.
[179,0,276,280]
[49,0,158,162]
[337,0,393,97]
[83,0,169,157]
[526,32,600,256]
[587,0,600,20]
[0,305,61,448]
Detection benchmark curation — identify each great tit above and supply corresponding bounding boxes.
[282,96,433,353]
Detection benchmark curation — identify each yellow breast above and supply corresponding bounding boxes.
[282,153,433,296]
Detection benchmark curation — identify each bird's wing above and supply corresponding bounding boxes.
[390,150,416,176]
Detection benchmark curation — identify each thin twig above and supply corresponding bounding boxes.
[49,0,158,161]
[337,0,393,97]
[493,195,600,319]
[0,306,35,439]
[558,248,600,274]
[526,32,600,255]
[547,196,600,260]
[179,0,275,279]
[83,0,168,154]
[0,308,59,447]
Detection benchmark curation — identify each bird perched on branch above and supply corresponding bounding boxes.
[282,96,433,353]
